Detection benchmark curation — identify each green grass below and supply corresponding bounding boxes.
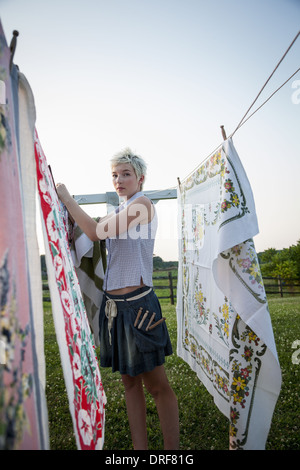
[44,296,300,450]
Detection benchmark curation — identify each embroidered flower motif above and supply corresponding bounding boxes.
[61,290,72,315]
[214,297,232,346]
[225,180,235,192]
[231,194,240,207]
[70,313,81,339]
[54,254,63,278]
[242,346,253,362]
[195,290,203,304]
[78,409,93,445]
[43,194,52,205]
[39,178,48,194]
[232,376,246,391]
[46,211,58,243]
[73,353,82,380]
[193,282,209,325]
[241,258,251,269]
[240,367,250,379]
[249,263,260,279]
[221,201,227,211]
[228,240,266,302]
[222,303,229,320]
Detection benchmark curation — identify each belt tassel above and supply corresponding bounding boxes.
[105,299,118,345]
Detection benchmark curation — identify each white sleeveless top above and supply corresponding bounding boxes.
[103,192,157,291]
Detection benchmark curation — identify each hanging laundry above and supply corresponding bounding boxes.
[70,222,106,347]
[0,20,49,450]
[34,131,106,449]
[176,138,281,449]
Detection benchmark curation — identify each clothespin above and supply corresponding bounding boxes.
[138,310,149,330]
[146,312,156,331]
[220,125,227,141]
[148,317,166,331]
[134,307,143,327]
[9,30,19,72]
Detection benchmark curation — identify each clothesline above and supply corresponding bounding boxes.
[179,30,300,186]
[70,30,300,208]
[150,60,299,196]
[229,65,300,136]
[231,30,300,137]
[73,29,300,203]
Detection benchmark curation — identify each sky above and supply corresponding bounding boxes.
[1,0,300,261]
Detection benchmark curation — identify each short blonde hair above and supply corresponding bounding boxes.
[111,147,147,190]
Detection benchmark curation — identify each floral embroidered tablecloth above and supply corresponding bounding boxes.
[176,138,281,449]
[34,131,106,449]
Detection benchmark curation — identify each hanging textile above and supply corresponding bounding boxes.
[34,131,106,449]
[70,223,106,347]
[176,138,281,449]
[0,20,49,449]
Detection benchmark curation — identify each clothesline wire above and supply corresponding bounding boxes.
[143,32,300,197]
[178,31,300,187]
[230,30,300,138]
[151,56,298,199]
[229,65,300,135]
[179,66,300,187]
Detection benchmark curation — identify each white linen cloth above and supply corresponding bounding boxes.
[17,71,49,449]
[176,138,281,449]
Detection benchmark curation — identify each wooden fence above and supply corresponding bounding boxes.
[152,272,300,303]
[263,276,300,297]
[42,272,300,305]
[153,271,177,305]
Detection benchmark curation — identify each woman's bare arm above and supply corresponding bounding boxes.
[56,184,154,241]
[56,184,98,241]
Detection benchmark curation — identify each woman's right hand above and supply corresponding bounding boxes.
[56,183,71,204]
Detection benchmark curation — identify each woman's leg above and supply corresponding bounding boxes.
[121,374,148,449]
[142,365,179,450]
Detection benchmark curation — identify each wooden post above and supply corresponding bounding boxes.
[277,275,283,297]
[168,271,174,305]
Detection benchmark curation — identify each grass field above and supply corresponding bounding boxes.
[44,295,300,450]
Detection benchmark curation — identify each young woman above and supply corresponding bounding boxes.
[56,148,179,450]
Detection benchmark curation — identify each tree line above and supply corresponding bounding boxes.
[257,240,300,281]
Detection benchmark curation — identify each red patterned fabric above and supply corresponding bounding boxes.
[34,130,106,449]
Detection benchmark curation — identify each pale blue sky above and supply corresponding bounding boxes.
[1,0,300,259]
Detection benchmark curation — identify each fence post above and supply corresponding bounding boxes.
[168,271,174,305]
[277,275,283,297]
